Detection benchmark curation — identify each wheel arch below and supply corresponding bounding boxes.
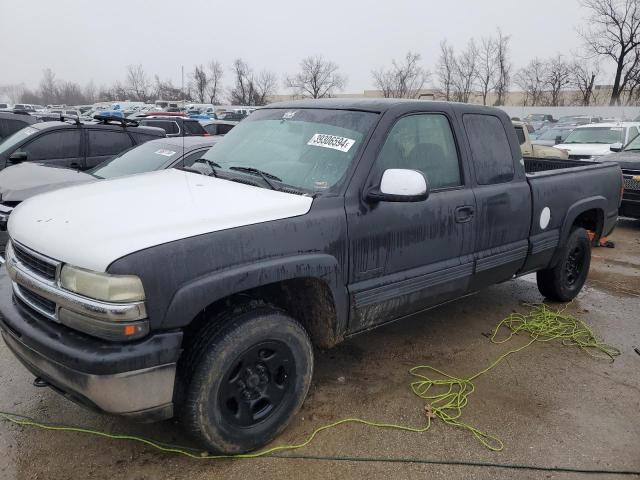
[164,253,348,348]
[551,196,605,266]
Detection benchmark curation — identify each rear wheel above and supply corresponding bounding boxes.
[180,304,313,454]
[536,227,591,301]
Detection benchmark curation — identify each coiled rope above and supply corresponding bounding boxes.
[0,303,622,458]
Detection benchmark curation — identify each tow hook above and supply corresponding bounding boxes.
[33,377,49,388]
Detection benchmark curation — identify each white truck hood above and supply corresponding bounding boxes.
[554,143,613,157]
[8,169,313,272]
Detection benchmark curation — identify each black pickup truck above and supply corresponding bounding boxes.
[0,99,622,454]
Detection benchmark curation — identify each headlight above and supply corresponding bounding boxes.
[60,265,145,302]
[589,155,602,160]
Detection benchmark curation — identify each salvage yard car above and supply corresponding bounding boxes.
[0,116,165,170]
[0,99,622,455]
[513,121,568,159]
[0,136,221,239]
[555,122,640,160]
[602,134,640,219]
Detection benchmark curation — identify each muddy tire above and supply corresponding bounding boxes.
[536,227,591,302]
[180,304,313,454]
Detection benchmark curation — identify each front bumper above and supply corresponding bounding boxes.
[0,271,183,420]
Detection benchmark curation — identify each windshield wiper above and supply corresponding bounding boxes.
[194,158,222,177]
[229,166,282,190]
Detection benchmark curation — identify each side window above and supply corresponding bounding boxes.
[375,113,461,190]
[143,121,179,135]
[203,124,218,135]
[514,126,526,145]
[184,121,206,135]
[21,130,81,160]
[217,123,235,135]
[463,114,514,185]
[130,132,161,144]
[88,130,133,157]
[181,149,208,167]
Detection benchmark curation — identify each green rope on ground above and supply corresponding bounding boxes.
[0,303,621,459]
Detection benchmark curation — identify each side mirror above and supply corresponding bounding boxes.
[367,169,429,203]
[8,151,27,164]
[610,142,623,152]
[555,136,562,145]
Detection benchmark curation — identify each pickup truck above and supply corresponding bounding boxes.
[513,121,568,159]
[0,99,622,454]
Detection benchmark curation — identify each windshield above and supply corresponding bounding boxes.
[526,114,545,121]
[89,142,185,178]
[200,108,378,192]
[0,126,38,155]
[562,127,624,144]
[624,134,640,151]
[538,128,572,141]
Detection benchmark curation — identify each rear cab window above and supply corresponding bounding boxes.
[463,114,515,185]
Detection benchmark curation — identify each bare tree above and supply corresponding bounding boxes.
[571,58,600,105]
[514,59,547,106]
[190,65,209,103]
[229,59,254,105]
[254,70,278,106]
[207,61,224,104]
[494,29,512,105]
[83,80,97,104]
[372,51,429,98]
[451,40,478,103]
[229,59,277,106]
[126,64,151,102]
[476,37,499,105]
[435,40,456,101]
[579,0,640,105]
[286,55,346,99]
[545,54,572,105]
[39,68,58,104]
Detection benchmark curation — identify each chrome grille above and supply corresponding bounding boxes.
[12,242,58,280]
[16,284,56,315]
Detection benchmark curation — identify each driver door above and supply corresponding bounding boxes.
[345,112,476,333]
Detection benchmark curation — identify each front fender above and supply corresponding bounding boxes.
[162,253,348,330]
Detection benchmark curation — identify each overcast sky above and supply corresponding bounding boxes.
[0,0,593,93]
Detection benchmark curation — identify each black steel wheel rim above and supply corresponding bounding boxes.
[565,244,586,286]
[218,340,295,428]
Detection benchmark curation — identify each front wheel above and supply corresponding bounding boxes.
[180,304,313,454]
[536,227,591,301]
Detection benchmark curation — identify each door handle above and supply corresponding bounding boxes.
[455,205,475,223]
[70,162,81,169]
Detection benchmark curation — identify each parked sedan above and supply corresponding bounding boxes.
[0,136,220,249]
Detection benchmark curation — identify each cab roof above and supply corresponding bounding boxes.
[264,98,504,115]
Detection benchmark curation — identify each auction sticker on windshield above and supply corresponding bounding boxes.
[155,149,177,157]
[307,134,355,153]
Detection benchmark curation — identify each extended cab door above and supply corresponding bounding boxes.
[460,113,532,289]
[345,110,476,333]
[85,129,135,169]
[16,128,84,168]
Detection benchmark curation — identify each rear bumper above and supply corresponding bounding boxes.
[0,271,183,421]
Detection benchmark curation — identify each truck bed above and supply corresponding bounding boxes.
[519,156,622,274]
